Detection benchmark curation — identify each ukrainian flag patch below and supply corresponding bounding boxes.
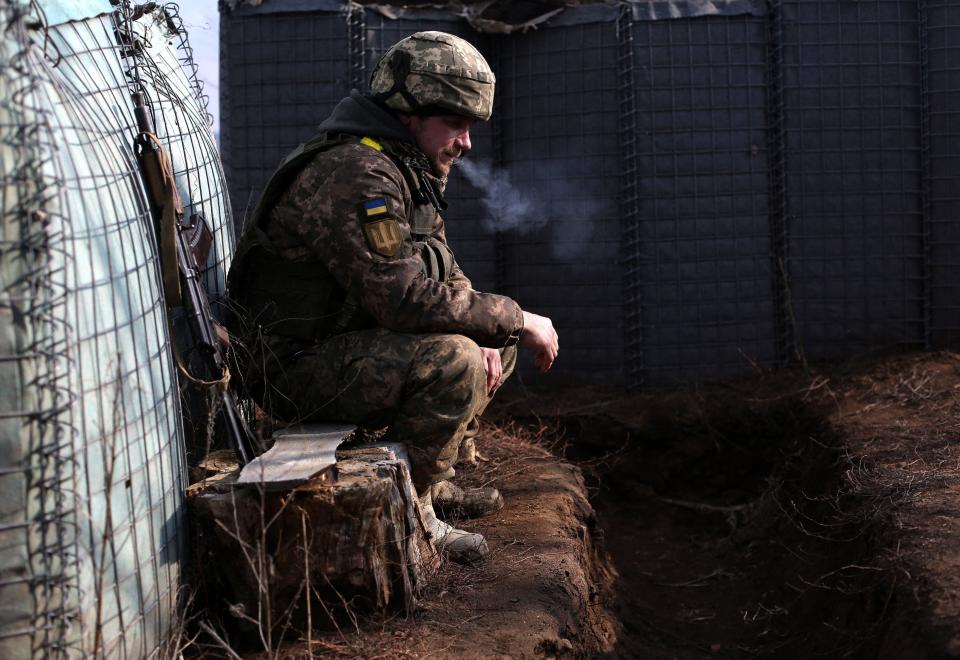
[363,198,389,218]
[358,199,403,257]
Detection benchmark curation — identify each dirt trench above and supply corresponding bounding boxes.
[499,353,960,659]
[530,387,891,658]
[193,353,960,658]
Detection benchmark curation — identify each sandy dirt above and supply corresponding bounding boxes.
[192,351,960,659]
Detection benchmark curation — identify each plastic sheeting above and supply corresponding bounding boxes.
[0,3,234,656]
[0,9,184,655]
[34,0,113,24]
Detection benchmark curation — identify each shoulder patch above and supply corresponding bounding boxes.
[362,198,389,218]
[358,199,403,257]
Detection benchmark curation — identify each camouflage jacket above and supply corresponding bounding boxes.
[228,92,523,353]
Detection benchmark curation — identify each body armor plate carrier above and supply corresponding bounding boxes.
[227,132,452,346]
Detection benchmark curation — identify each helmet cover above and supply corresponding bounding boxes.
[371,31,495,121]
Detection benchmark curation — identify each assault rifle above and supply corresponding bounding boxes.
[132,92,256,465]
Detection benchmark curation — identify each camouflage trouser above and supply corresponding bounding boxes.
[260,328,517,491]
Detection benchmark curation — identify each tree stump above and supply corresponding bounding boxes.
[188,436,437,639]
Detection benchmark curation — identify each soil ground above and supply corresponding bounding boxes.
[196,350,960,658]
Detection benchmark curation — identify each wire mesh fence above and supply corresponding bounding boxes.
[1,2,235,656]
[220,8,350,229]
[139,5,235,306]
[1,0,954,652]
[924,0,960,347]
[631,13,776,384]
[0,6,77,655]
[495,22,624,382]
[781,0,926,360]
[220,0,960,386]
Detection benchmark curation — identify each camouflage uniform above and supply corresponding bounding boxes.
[228,90,521,491]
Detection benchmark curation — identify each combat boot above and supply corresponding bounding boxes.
[456,419,487,467]
[419,492,488,564]
[430,480,504,519]
[457,437,478,466]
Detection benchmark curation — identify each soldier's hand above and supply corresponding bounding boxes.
[480,347,503,394]
[520,311,559,373]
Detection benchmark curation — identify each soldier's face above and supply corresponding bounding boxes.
[401,114,474,178]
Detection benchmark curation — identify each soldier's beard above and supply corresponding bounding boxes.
[433,149,460,178]
[423,158,449,193]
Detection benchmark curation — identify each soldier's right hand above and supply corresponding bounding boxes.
[520,311,559,373]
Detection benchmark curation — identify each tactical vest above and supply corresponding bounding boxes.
[227,132,453,346]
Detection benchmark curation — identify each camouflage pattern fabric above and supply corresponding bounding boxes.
[371,31,495,121]
[254,141,522,346]
[255,328,516,491]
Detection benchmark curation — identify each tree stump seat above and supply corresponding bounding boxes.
[187,425,437,638]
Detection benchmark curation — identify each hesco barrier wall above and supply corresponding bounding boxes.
[221,0,960,386]
[0,1,233,656]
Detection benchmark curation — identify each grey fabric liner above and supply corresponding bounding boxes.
[230,0,766,22]
[548,0,766,26]
[231,0,349,16]
[629,0,766,21]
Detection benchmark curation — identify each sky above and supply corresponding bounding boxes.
[174,1,220,134]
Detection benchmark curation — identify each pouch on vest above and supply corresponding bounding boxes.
[414,236,455,282]
[232,248,345,343]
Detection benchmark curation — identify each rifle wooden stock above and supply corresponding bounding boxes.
[133,93,256,465]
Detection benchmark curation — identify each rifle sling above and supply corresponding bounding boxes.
[138,131,183,307]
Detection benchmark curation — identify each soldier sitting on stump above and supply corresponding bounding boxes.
[227,31,559,563]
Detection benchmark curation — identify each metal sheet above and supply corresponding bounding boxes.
[236,423,354,489]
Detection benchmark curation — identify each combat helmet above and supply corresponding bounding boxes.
[371,31,495,121]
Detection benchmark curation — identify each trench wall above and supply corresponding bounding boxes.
[220,0,960,385]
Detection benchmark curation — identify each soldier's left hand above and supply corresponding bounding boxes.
[480,347,503,395]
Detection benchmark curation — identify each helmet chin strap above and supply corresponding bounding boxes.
[374,50,422,113]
